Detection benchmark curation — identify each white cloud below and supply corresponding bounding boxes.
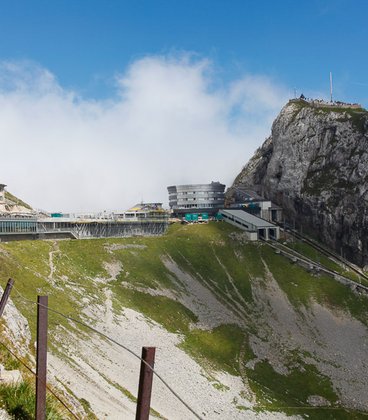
[0,55,289,212]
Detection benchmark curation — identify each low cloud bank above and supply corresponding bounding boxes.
[0,55,288,212]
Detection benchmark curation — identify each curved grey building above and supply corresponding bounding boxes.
[167,181,225,215]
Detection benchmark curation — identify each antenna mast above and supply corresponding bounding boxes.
[330,72,333,102]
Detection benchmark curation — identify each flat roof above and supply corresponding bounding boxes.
[220,209,276,228]
[167,181,225,189]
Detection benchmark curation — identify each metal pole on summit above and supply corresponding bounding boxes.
[330,72,333,102]
[0,278,15,317]
[136,346,156,420]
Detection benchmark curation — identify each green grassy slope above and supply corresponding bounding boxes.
[4,191,33,210]
[0,222,367,419]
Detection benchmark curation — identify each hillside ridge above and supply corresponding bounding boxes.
[0,223,367,418]
[227,99,368,267]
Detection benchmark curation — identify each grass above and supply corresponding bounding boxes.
[0,344,21,371]
[287,240,365,283]
[4,191,33,210]
[179,324,245,376]
[97,371,165,419]
[112,287,198,334]
[260,244,368,325]
[0,222,367,418]
[247,360,337,408]
[290,240,341,270]
[243,349,366,419]
[165,223,257,306]
[327,108,366,133]
[0,337,75,419]
[0,381,67,419]
[0,241,101,341]
[288,98,367,137]
[79,398,93,416]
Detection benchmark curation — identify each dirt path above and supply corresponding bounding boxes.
[48,241,60,283]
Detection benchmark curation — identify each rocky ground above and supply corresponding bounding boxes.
[249,260,368,411]
[0,227,367,419]
[228,99,368,266]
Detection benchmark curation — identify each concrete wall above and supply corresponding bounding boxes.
[220,217,258,240]
[220,209,280,241]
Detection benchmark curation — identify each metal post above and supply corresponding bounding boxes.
[330,72,333,102]
[35,296,48,420]
[136,347,156,420]
[0,279,14,317]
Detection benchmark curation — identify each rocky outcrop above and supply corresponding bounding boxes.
[0,190,33,215]
[228,99,368,267]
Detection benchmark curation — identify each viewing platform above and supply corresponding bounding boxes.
[0,204,170,241]
[289,97,364,110]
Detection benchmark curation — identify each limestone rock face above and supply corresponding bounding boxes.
[228,100,368,266]
[0,190,33,215]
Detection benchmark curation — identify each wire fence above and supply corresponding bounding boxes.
[0,340,79,419]
[1,283,366,418]
[10,285,203,420]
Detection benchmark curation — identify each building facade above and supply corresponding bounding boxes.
[226,187,283,223]
[167,182,225,216]
[219,209,280,241]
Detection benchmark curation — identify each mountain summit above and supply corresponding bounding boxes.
[227,99,368,267]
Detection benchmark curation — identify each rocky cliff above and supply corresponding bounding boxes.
[228,99,368,267]
[0,190,33,214]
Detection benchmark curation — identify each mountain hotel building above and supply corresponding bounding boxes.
[167,181,225,216]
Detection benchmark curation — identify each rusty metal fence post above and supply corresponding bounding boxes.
[136,346,156,420]
[0,278,14,317]
[35,295,48,420]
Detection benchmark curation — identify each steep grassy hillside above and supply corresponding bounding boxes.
[0,223,367,419]
[4,191,33,210]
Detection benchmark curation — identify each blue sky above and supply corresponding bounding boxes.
[0,0,366,103]
[0,1,366,211]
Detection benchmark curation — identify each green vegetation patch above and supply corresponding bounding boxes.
[320,107,367,133]
[0,381,66,419]
[0,343,21,371]
[179,324,245,376]
[97,372,164,419]
[290,240,340,271]
[112,287,197,334]
[58,239,112,279]
[1,222,368,418]
[0,241,55,337]
[289,240,364,284]
[166,223,257,307]
[4,191,33,210]
[247,360,337,409]
[109,239,176,290]
[260,245,368,326]
[289,408,368,420]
